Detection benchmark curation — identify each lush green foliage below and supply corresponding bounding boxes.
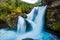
[0,0,41,29]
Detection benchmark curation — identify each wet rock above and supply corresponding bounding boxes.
[43,0,60,37]
[51,9,60,21]
[43,0,60,29]
[46,9,60,30]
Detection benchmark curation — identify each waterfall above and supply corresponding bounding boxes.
[27,7,39,21]
[27,6,47,33]
[16,6,57,40]
[0,6,58,40]
[17,6,47,35]
[17,16,26,34]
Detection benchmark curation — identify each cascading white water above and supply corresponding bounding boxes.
[27,7,39,21]
[16,6,57,40]
[17,16,26,34]
[27,6,47,33]
[0,6,57,40]
[17,6,47,35]
[16,6,47,40]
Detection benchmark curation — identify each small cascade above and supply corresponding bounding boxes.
[33,6,47,33]
[27,7,39,21]
[17,16,26,34]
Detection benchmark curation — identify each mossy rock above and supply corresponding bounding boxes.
[52,22,60,30]
[45,0,60,31]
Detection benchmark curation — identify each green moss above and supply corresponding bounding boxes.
[52,22,60,30]
[46,9,53,19]
[46,7,60,31]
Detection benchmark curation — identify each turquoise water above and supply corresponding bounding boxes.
[0,6,57,40]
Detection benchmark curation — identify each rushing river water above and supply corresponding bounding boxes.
[0,6,58,40]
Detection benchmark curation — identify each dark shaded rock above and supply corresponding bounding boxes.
[46,10,60,37]
[43,0,60,38]
[0,19,9,29]
[43,0,60,8]
[42,0,54,5]
[50,9,60,21]
[50,0,60,8]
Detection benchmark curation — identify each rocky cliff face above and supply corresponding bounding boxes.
[43,0,60,37]
[0,19,9,29]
